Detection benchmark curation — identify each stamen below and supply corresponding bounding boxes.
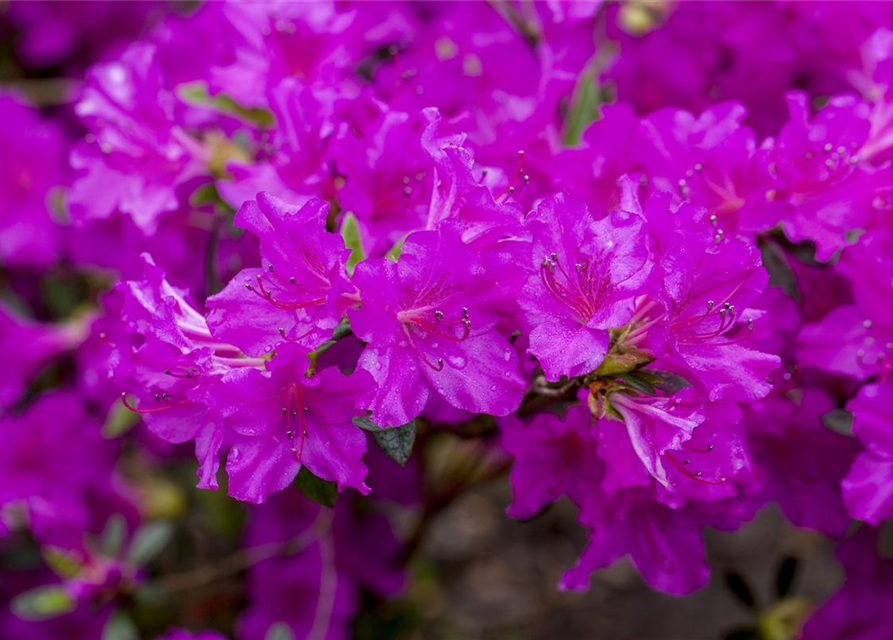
[121,392,189,414]
[250,273,326,311]
[495,150,525,200]
[666,454,727,485]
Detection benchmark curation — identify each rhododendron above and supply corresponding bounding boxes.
[520,192,650,381]
[350,225,525,426]
[6,2,893,638]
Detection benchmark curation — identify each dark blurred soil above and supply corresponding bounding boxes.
[408,480,840,640]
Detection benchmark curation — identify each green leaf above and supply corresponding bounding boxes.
[265,622,296,640]
[385,235,407,262]
[562,68,601,147]
[775,555,799,599]
[294,467,338,508]
[759,238,800,300]
[352,416,417,466]
[643,370,692,395]
[592,347,654,376]
[822,408,854,437]
[100,514,127,558]
[102,611,140,640]
[725,570,757,611]
[879,519,893,559]
[177,81,275,128]
[375,421,416,466]
[617,373,656,396]
[12,586,75,620]
[103,401,141,439]
[341,212,365,275]
[352,416,379,432]
[127,521,174,566]
[309,318,353,367]
[42,547,83,579]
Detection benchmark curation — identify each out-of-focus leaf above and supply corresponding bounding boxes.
[775,555,799,599]
[341,212,365,274]
[103,401,141,439]
[822,408,854,437]
[725,570,757,610]
[265,622,296,640]
[99,514,127,558]
[42,547,82,579]
[878,519,893,559]
[127,521,174,566]
[758,597,811,640]
[102,611,139,640]
[723,628,760,640]
[294,466,337,508]
[759,237,799,300]
[386,236,407,262]
[11,586,75,620]
[177,81,275,127]
[562,68,600,147]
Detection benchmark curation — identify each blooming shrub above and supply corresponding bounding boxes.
[2,1,893,639]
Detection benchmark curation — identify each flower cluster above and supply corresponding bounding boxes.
[4,2,893,639]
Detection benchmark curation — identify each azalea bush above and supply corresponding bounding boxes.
[2,1,893,639]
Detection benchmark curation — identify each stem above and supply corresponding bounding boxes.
[151,527,317,594]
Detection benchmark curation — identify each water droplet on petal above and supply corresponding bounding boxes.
[490,384,498,391]
[503,348,512,361]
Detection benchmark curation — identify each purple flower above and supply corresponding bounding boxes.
[609,390,705,488]
[202,343,374,503]
[800,528,893,640]
[332,107,434,257]
[500,404,604,519]
[0,92,66,269]
[207,193,350,356]
[769,92,879,261]
[842,382,893,525]
[0,392,119,548]
[218,78,337,210]
[158,630,226,640]
[0,304,86,409]
[560,489,711,595]
[68,42,206,234]
[519,192,651,381]
[350,224,525,427]
[4,0,166,69]
[747,388,859,535]
[239,490,404,640]
[631,194,780,402]
[108,255,243,489]
[638,102,781,235]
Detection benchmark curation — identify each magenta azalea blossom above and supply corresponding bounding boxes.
[519,192,651,381]
[350,224,525,426]
[207,193,350,355]
[203,344,374,503]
